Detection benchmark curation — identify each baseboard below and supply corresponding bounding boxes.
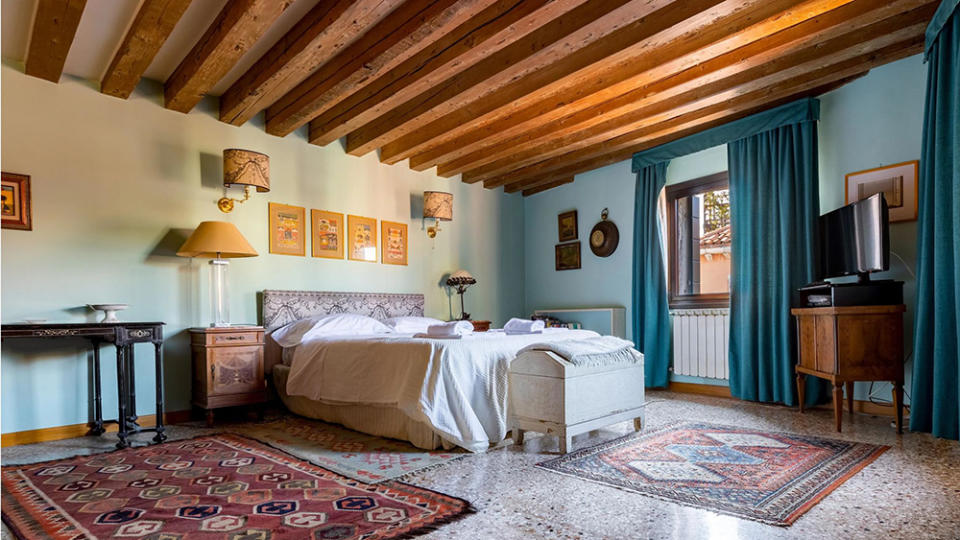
[1,410,192,447]
[666,382,908,418]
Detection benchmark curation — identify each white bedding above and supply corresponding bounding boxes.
[283,328,600,452]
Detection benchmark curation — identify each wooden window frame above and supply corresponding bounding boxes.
[665,171,730,309]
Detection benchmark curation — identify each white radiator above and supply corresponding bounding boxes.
[670,309,730,380]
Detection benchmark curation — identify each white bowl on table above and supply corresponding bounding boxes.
[88,304,129,323]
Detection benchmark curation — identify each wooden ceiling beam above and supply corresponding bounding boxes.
[24,0,87,82]
[523,177,574,197]
[164,0,293,114]
[263,0,498,137]
[434,0,935,178]
[220,0,405,126]
[497,36,921,193]
[469,11,933,185]
[344,0,695,157]
[101,0,192,99]
[303,0,576,145]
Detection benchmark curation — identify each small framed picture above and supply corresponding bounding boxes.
[845,160,918,222]
[269,202,306,256]
[348,215,378,262]
[381,220,408,266]
[558,210,578,242]
[555,242,581,271]
[2,172,32,231]
[311,209,344,259]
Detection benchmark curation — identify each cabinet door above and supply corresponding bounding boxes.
[207,346,263,396]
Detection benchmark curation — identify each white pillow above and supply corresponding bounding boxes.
[382,316,445,334]
[271,313,392,347]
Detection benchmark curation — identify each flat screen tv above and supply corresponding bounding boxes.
[818,193,889,282]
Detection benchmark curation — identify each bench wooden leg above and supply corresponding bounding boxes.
[560,432,572,454]
[633,417,643,431]
[513,428,524,445]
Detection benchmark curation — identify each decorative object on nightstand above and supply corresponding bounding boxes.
[423,191,453,238]
[218,149,270,213]
[446,270,476,320]
[190,326,267,427]
[470,320,491,332]
[177,221,258,327]
[88,303,129,323]
[589,208,620,257]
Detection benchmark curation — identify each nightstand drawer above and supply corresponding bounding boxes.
[206,346,265,396]
[192,330,263,346]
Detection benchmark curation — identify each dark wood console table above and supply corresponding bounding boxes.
[1,322,167,448]
[791,305,905,433]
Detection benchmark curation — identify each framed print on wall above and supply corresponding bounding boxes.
[555,242,581,271]
[381,220,408,266]
[558,210,578,242]
[845,160,918,222]
[269,202,306,256]
[311,209,344,259]
[348,214,378,262]
[1,172,32,231]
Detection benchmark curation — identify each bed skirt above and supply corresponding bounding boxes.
[272,364,450,451]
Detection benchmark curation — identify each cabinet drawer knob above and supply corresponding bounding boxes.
[222,336,245,341]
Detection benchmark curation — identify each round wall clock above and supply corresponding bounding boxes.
[589,208,619,257]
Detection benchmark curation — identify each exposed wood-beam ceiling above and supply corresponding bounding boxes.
[17,0,937,195]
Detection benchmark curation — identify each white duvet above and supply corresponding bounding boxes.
[284,328,600,452]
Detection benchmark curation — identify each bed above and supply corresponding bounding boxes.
[260,289,603,452]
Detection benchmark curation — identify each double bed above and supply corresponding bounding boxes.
[261,290,607,452]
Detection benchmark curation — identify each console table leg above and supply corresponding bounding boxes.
[893,381,904,434]
[846,381,855,414]
[796,374,806,413]
[91,341,104,435]
[126,345,138,428]
[115,346,129,449]
[153,342,166,443]
[832,383,843,432]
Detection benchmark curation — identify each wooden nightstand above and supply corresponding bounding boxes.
[190,326,267,427]
[470,320,491,332]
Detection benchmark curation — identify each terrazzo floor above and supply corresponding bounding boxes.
[3,391,959,539]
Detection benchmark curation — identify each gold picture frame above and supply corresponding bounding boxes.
[555,242,581,271]
[381,220,408,266]
[1,172,32,231]
[558,210,578,242]
[268,202,306,256]
[311,209,344,259]
[347,214,378,262]
[845,160,918,223]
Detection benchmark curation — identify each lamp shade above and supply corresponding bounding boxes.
[423,191,453,221]
[177,221,258,258]
[223,149,270,192]
[446,269,476,286]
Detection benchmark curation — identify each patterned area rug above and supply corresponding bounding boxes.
[230,417,465,483]
[537,422,889,526]
[1,433,473,540]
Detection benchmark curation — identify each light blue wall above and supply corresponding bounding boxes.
[0,65,525,434]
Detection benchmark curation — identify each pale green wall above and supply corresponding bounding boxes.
[0,64,525,434]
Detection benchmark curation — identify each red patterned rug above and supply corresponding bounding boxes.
[1,433,472,539]
[537,422,889,526]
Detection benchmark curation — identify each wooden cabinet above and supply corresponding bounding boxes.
[190,327,267,426]
[791,305,905,433]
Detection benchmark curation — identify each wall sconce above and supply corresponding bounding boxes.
[218,149,270,213]
[423,191,453,238]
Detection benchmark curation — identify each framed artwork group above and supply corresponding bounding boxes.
[268,202,407,265]
[555,209,580,271]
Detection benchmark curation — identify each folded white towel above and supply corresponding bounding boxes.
[504,318,545,334]
[423,320,475,338]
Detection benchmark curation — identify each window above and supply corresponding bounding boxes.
[665,172,731,308]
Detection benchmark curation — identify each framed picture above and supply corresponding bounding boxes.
[2,172,32,231]
[558,210,578,242]
[845,160,918,223]
[555,242,581,271]
[268,202,306,256]
[348,215,378,262]
[311,209,344,259]
[381,220,408,266]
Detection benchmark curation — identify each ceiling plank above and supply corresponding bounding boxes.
[497,36,921,193]
[24,0,87,82]
[164,0,293,114]
[263,0,498,137]
[343,0,691,157]
[431,0,933,177]
[220,0,405,126]
[303,0,597,147]
[468,10,933,185]
[523,177,574,197]
[101,0,193,99]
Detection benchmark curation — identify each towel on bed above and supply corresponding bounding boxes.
[417,320,474,338]
[504,318,545,334]
[518,336,640,367]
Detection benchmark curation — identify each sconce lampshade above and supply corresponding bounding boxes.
[423,191,453,221]
[177,221,258,258]
[223,149,270,192]
[446,269,476,287]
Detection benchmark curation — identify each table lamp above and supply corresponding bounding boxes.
[177,221,257,327]
[446,270,476,321]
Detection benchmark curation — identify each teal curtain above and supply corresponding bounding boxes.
[727,122,828,407]
[633,162,671,388]
[911,0,960,440]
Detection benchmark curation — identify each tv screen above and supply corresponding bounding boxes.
[818,193,889,280]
